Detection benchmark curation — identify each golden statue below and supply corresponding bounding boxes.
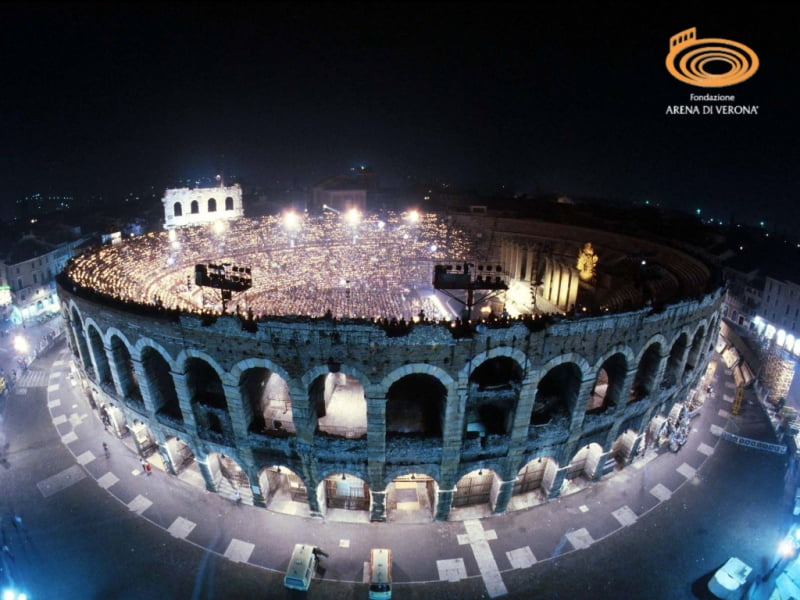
[577,242,598,281]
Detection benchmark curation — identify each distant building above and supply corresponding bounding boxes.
[162,183,244,229]
[0,233,87,324]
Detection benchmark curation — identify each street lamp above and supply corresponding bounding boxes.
[13,335,29,354]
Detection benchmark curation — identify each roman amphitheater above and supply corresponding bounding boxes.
[56,198,722,522]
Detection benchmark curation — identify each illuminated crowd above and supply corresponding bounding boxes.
[64,211,474,320]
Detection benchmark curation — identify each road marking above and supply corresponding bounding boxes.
[698,443,714,456]
[506,546,537,569]
[52,415,67,425]
[565,527,594,550]
[339,539,350,548]
[677,463,697,479]
[47,384,60,392]
[612,505,638,527]
[578,504,589,513]
[650,483,671,502]
[722,394,733,403]
[76,450,95,465]
[61,432,78,444]
[224,539,255,563]
[128,494,153,515]
[37,464,86,498]
[459,520,507,597]
[167,516,196,539]
[718,409,731,419]
[436,558,467,582]
[48,399,61,408]
[97,472,119,489]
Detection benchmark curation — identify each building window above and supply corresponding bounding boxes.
[190,200,199,214]
[173,202,183,217]
[208,198,217,212]
[225,196,234,211]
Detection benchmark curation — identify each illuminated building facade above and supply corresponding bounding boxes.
[162,183,244,229]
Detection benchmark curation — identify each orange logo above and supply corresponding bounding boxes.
[666,27,759,87]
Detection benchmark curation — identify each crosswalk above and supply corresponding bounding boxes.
[16,369,49,388]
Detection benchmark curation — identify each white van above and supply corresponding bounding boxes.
[368,548,392,599]
[284,543,317,591]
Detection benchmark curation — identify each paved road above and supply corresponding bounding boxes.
[0,342,791,599]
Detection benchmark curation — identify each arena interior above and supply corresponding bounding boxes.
[56,191,723,522]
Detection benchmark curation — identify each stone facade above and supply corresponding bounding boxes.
[59,279,721,521]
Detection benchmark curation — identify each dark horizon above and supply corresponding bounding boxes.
[3,2,798,227]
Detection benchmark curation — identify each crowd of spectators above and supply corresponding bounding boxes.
[64,211,475,321]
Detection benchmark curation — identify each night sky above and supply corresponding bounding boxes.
[3,2,799,226]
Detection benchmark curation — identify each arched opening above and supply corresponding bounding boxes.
[190,200,199,214]
[258,465,310,517]
[613,428,640,463]
[532,363,579,425]
[685,326,706,374]
[240,367,295,436]
[319,473,371,519]
[511,457,558,511]
[631,343,662,402]
[386,472,437,523]
[207,452,252,504]
[587,353,626,414]
[646,413,670,451]
[87,325,112,388]
[69,307,90,370]
[562,443,604,494]
[99,401,128,437]
[130,419,157,458]
[164,436,196,476]
[186,358,230,442]
[466,357,523,437]
[109,335,142,405]
[173,202,183,217]
[451,468,498,517]
[225,196,234,211]
[310,372,367,439]
[663,333,688,388]
[141,347,182,424]
[386,374,445,437]
[208,197,217,212]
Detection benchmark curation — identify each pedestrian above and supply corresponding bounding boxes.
[140,458,147,473]
[144,462,152,476]
[102,442,109,458]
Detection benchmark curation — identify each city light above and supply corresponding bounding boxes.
[345,208,361,226]
[406,209,420,223]
[283,210,300,230]
[13,335,29,354]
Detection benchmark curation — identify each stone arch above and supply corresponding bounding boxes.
[185,356,230,441]
[190,200,199,214]
[108,331,142,403]
[317,472,371,515]
[173,202,183,217]
[512,456,558,508]
[225,196,234,211]
[176,349,227,380]
[208,197,217,212]
[631,338,665,402]
[69,304,90,370]
[461,346,529,382]
[207,452,252,503]
[452,467,500,511]
[140,344,182,422]
[465,355,524,436]
[380,363,455,392]
[587,351,628,413]
[685,323,707,373]
[258,465,310,516]
[531,357,587,426]
[386,373,447,437]
[86,322,112,387]
[238,364,295,437]
[384,468,439,522]
[305,363,368,439]
[563,442,604,492]
[663,330,689,387]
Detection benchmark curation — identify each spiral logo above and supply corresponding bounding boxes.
[666,27,759,87]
